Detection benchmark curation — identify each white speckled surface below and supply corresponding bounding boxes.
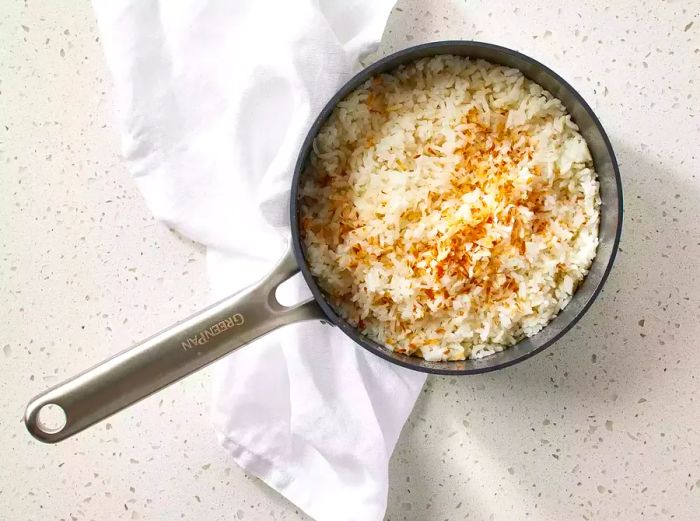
[1,1,699,519]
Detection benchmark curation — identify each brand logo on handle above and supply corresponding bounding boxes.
[181,313,245,351]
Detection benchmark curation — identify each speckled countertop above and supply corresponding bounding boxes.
[2,1,699,520]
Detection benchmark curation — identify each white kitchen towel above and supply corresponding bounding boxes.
[91,1,427,520]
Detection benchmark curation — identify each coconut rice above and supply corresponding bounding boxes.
[299,55,600,361]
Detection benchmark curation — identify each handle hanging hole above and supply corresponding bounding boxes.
[36,403,67,433]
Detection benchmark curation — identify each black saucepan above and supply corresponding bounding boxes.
[25,41,622,443]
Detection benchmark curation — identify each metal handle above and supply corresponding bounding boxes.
[24,246,325,443]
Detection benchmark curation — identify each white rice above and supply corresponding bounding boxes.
[299,55,600,361]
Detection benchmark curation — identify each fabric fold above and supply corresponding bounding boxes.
[92,1,426,519]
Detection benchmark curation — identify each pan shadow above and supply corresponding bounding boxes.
[385,141,700,520]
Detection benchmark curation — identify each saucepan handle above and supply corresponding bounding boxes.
[24,245,325,443]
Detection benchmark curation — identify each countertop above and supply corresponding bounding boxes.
[2,0,699,519]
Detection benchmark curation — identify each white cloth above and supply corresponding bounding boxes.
[91,1,427,520]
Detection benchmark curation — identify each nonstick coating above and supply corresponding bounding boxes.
[290,41,623,375]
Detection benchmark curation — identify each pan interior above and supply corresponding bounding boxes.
[290,41,622,375]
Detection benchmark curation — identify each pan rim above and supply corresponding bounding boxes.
[290,40,623,375]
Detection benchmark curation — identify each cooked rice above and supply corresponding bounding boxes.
[299,55,600,361]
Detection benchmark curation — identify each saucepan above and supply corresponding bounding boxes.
[25,41,623,443]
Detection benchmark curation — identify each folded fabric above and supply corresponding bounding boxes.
[92,1,426,519]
